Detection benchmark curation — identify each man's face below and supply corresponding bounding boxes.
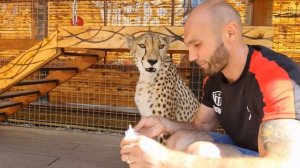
[184,10,229,76]
[199,41,229,76]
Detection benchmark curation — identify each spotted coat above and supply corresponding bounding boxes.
[125,32,200,142]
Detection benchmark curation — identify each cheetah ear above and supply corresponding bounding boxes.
[163,36,175,45]
[124,35,135,49]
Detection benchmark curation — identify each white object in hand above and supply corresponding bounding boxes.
[125,124,138,138]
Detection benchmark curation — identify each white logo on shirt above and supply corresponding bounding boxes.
[212,91,222,114]
[247,106,252,120]
[213,105,222,114]
[212,91,222,106]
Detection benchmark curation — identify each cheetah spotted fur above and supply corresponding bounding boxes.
[124,32,200,143]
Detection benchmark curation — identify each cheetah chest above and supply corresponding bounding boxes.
[135,81,156,117]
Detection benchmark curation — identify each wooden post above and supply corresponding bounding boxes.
[104,0,107,26]
[244,0,253,26]
[252,0,273,26]
[171,0,175,26]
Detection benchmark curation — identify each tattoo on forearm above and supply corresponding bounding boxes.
[259,119,300,158]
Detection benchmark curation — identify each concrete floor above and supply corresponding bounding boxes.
[0,126,128,168]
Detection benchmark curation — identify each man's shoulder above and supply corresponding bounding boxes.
[250,45,285,60]
[250,45,295,65]
[249,45,300,78]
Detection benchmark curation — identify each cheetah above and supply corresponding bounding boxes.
[124,32,200,143]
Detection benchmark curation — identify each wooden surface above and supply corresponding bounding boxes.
[0,126,127,168]
[57,26,273,52]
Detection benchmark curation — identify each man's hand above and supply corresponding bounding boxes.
[134,116,168,138]
[120,135,169,168]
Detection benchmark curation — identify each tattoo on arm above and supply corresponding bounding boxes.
[259,119,300,159]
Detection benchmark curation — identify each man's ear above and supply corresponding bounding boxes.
[124,35,135,49]
[163,36,175,45]
[224,21,239,42]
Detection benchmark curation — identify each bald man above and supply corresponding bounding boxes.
[120,0,300,167]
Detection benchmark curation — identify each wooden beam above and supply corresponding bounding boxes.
[242,26,273,48]
[0,39,41,50]
[57,26,274,52]
[31,1,38,40]
[57,26,187,53]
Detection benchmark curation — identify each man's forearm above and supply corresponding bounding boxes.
[163,119,199,134]
[165,150,286,168]
[163,118,216,135]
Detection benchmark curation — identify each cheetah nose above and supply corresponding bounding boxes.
[148,59,158,66]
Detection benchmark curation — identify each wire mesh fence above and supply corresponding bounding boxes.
[0,0,299,135]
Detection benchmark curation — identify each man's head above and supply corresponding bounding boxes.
[184,0,243,76]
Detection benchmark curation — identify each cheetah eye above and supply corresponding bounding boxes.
[139,44,146,48]
[159,44,165,49]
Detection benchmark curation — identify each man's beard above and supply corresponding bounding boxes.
[201,42,229,76]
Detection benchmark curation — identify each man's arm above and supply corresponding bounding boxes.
[165,119,300,168]
[135,103,218,137]
[193,103,219,132]
[258,119,300,164]
[163,103,218,134]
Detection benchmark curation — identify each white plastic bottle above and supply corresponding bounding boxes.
[125,124,138,138]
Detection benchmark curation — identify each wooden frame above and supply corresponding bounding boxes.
[57,26,273,52]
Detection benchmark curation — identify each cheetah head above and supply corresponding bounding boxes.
[124,32,173,74]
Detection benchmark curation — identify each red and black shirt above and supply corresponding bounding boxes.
[202,45,300,151]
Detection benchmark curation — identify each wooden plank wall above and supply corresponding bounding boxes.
[48,64,197,108]
[2,1,298,56]
[0,2,32,39]
[0,0,247,59]
[46,0,246,32]
[0,50,25,64]
[273,0,300,61]
[47,1,104,33]
[49,64,139,108]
